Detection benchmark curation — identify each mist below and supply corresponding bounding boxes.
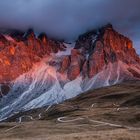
[0,0,140,53]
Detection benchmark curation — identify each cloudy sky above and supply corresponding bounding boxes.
[0,0,140,53]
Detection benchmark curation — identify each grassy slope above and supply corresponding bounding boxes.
[0,80,140,140]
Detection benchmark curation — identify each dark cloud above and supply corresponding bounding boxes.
[0,0,140,53]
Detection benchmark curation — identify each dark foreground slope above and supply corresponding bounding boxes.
[0,81,140,140]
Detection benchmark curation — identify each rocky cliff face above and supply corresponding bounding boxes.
[0,29,66,84]
[59,24,140,80]
[0,24,140,96]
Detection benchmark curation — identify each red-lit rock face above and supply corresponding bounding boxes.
[0,30,66,83]
[59,56,70,73]
[67,49,85,80]
[0,41,39,83]
[102,25,140,64]
[0,25,140,84]
[66,24,140,79]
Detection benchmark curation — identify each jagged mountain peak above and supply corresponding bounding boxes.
[0,24,140,121]
[0,34,7,43]
[75,24,139,60]
[38,32,48,42]
[69,24,140,79]
[24,28,36,39]
[101,23,113,30]
[76,23,113,40]
[0,24,139,83]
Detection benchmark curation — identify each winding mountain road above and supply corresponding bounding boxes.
[4,105,52,132]
[57,117,84,123]
[3,103,140,133]
[57,116,140,131]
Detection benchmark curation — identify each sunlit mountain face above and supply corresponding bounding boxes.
[0,24,140,121]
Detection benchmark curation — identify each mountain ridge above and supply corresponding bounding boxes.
[0,24,140,121]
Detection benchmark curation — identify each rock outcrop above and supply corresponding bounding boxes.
[67,49,85,80]
[60,24,140,79]
[0,29,66,83]
[0,24,140,83]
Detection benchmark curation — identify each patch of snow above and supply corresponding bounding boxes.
[4,35,15,42]
[24,76,82,110]
[86,53,89,60]
[92,35,97,44]
[114,63,120,84]
[82,74,99,91]
[104,63,112,86]
[55,43,75,57]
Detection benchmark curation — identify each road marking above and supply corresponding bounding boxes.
[57,116,140,131]
[4,124,21,132]
[91,104,95,108]
[38,113,42,119]
[57,117,84,123]
[38,105,52,119]
[18,115,34,123]
[45,105,51,112]
[113,103,120,107]
[89,119,123,128]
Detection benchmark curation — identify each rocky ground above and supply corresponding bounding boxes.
[0,81,140,140]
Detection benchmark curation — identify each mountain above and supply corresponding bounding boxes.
[5,80,140,122]
[0,24,140,121]
[0,28,66,83]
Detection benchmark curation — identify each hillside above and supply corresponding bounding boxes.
[0,81,139,140]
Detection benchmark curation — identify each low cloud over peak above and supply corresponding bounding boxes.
[0,0,140,53]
